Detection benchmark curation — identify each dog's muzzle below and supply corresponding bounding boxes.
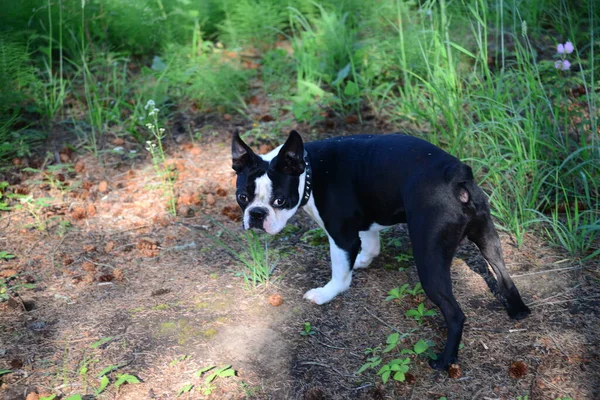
[248,207,268,230]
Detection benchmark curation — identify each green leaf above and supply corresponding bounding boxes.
[414,339,429,354]
[63,395,82,400]
[96,375,109,395]
[114,373,140,389]
[344,81,359,97]
[91,337,113,349]
[381,370,391,384]
[194,365,215,377]
[405,309,420,317]
[177,383,194,397]
[217,368,236,378]
[386,333,399,345]
[0,369,11,376]
[98,364,118,377]
[332,63,351,86]
[393,371,406,382]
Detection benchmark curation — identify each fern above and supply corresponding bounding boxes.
[0,33,37,116]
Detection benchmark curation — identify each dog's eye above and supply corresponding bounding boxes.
[273,198,286,207]
[238,194,249,204]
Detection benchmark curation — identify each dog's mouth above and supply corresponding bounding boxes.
[248,219,265,230]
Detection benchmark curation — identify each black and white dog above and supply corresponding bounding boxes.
[231,130,530,370]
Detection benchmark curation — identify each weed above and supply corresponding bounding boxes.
[385,283,424,302]
[0,275,35,302]
[300,322,316,336]
[405,303,436,325]
[177,383,194,397]
[170,355,190,367]
[144,100,177,216]
[301,227,328,246]
[15,195,53,232]
[0,251,15,260]
[377,357,411,384]
[203,220,278,287]
[195,365,236,395]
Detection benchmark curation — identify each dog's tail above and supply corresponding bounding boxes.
[444,163,476,208]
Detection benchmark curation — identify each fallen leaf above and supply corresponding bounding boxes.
[104,241,115,253]
[98,181,109,193]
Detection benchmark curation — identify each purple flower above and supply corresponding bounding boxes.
[554,59,571,71]
[564,41,574,54]
[557,41,574,55]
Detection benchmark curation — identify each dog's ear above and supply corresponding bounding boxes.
[232,129,256,173]
[274,130,305,176]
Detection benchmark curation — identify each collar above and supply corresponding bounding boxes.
[299,150,312,207]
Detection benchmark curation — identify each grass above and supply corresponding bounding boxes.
[0,0,597,260]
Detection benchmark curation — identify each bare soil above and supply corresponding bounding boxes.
[0,122,598,400]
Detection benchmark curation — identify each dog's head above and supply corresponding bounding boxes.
[231,130,307,234]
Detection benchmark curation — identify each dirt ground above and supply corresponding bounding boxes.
[0,121,598,400]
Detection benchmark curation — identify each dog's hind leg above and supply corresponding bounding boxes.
[407,212,466,370]
[466,212,531,320]
[354,230,381,269]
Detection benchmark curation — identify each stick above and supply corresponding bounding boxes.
[512,265,584,278]
[364,307,406,335]
[526,283,582,306]
[299,361,355,379]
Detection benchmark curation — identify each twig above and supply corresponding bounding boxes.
[548,333,569,358]
[353,383,373,391]
[314,339,347,350]
[364,307,406,335]
[105,224,150,237]
[299,361,355,379]
[511,265,585,278]
[50,233,69,268]
[529,294,600,308]
[526,283,582,306]
[469,327,527,333]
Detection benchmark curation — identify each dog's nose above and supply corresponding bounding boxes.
[249,207,268,220]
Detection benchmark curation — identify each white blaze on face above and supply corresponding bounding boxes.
[242,146,306,235]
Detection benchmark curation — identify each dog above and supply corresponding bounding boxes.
[231,130,531,370]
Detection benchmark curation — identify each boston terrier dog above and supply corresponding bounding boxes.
[231,130,531,370]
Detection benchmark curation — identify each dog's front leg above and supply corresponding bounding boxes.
[304,235,360,305]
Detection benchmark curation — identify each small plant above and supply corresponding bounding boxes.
[195,365,236,395]
[170,354,190,367]
[144,100,177,216]
[400,339,437,360]
[0,181,10,211]
[177,383,194,397]
[203,219,278,288]
[405,303,436,324]
[377,357,411,383]
[16,195,53,231]
[0,251,15,260]
[385,283,424,301]
[300,322,316,336]
[300,227,328,246]
[0,275,35,302]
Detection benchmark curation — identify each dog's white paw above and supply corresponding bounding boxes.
[354,254,373,269]
[303,287,337,305]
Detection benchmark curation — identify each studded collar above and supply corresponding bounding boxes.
[299,150,312,207]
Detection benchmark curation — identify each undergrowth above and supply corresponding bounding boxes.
[0,0,598,259]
